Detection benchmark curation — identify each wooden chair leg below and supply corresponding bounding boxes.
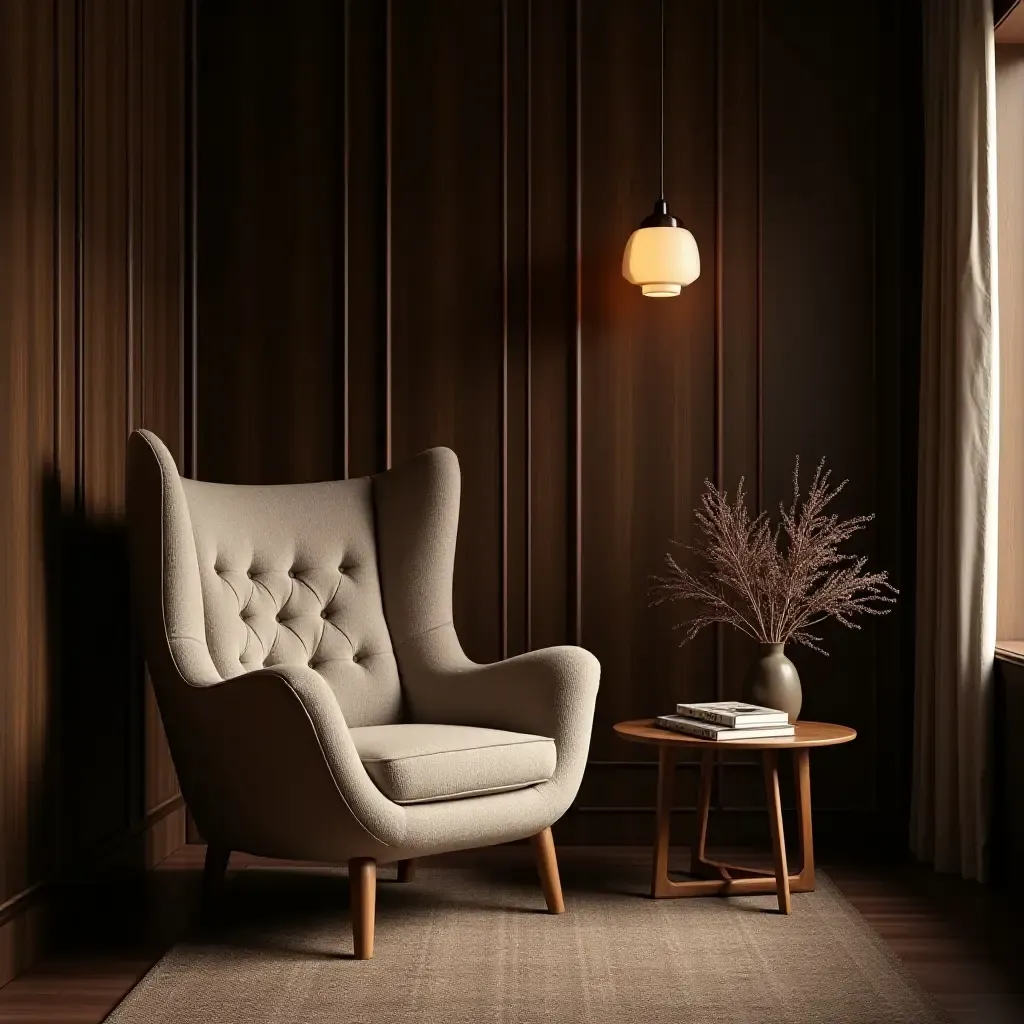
[396,858,416,883]
[530,826,566,914]
[202,845,231,900]
[349,858,377,959]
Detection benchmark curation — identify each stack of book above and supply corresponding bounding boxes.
[655,701,795,740]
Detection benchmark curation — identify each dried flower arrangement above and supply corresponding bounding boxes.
[649,457,896,654]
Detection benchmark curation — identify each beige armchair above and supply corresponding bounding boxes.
[126,430,599,958]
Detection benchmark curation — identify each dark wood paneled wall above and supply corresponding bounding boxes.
[0,0,191,985]
[197,0,921,849]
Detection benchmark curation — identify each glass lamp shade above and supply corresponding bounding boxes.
[622,224,700,297]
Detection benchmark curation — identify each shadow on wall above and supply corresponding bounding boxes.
[42,471,150,890]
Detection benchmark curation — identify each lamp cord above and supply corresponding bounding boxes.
[660,0,665,201]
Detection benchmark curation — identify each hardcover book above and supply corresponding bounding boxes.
[655,714,795,741]
[675,700,789,728]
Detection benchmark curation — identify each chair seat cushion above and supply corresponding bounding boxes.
[350,723,556,805]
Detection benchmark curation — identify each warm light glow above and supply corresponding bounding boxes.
[622,225,700,297]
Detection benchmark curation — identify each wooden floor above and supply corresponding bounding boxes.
[0,845,1021,1023]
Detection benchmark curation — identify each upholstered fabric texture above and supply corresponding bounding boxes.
[351,724,556,804]
[184,475,401,727]
[125,430,599,865]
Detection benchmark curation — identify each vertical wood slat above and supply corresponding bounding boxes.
[527,0,571,655]
[77,0,131,854]
[54,0,80,878]
[1,0,189,982]
[0,0,58,928]
[390,0,505,663]
[126,0,142,836]
[74,0,85,511]
[341,0,350,478]
[716,0,763,807]
[384,0,392,471]
[126,0,139,437]
[345,0,387,481]
[501,0,509,661]
[184,0,197,478]
[183,0,199,850]
[525,0,533,652]
[572,0,583,648]
[504,0,530,659]
[138,0,188,825]
[713,0,724,706]
[56,0,78,516]
[756,0,764,516]
[713,0,726,809]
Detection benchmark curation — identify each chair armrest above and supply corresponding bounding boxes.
[440,647,600,740]
[161,660,407,854]
[398,625,600,786]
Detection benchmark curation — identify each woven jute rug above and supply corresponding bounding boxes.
[104,857,945,1023]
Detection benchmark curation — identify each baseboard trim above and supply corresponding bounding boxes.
[92,794,186,868]
[0,874,50,990]
[92,796,187,873]
[0,795,187,992]
[0,882,46,931]
[0,886,48,989]
[573,804,867,814]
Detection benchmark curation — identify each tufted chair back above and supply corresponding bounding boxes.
[128,430,418,729]
[182,476,401,726]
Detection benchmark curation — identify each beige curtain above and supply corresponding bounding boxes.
[912,0,998,882]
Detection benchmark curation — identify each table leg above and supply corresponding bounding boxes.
[649,744,815,902]
[689,751,715,876]
[762,750,792,914]
[651,745,675,896]
[792,748,816,890]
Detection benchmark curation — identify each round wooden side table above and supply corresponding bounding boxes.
[613,719,856,914]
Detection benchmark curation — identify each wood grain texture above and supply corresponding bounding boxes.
[529,827,565,914]
[194,0,920,849]
[762,750,791,913]
[389,0,504,663]
[526,0,574,654]
[0,0,190,986]
[348,858,376,960]
[196,0,343,485]
[613,719,857,750]
[646,737,817,905]
[719,0,761,723]
[0,5,59,986]
[345,0,388,480]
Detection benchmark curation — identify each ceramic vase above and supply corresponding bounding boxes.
[747,642,802,723]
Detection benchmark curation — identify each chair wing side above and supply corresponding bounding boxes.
[373,445,600,829]
[126,430,406,861]
[373,446,460,648]
[127,428,220,687]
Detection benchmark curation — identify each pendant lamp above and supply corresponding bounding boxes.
[621,0,700,297]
